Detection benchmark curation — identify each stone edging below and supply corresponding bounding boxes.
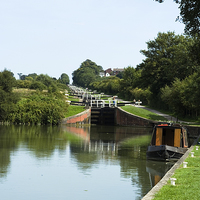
[142,136,200,200]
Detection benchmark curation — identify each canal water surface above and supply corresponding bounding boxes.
[0,125,173,200]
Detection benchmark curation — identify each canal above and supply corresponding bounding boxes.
[0,125,173,200]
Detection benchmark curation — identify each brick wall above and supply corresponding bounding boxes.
[61,109,91,125]
[115,107,155,127]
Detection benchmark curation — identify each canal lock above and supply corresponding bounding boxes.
[91,107,115,125]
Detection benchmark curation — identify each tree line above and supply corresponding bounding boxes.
[72,1,200,120]
[72,31,200,120]
[155,0,200,37]
[17,72,69,91]
[0,71,70,125]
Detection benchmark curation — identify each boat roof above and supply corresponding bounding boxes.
[154,122,184,129]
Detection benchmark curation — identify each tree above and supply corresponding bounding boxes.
[137,32,195,107]
[155,0,200,36]
[36,74,58,92]
[58,73,70,85]
[27,73,38,80]
[16,80,32,88]
[29,81,47,91]
[0,70,16,93]
[20,75,27,80]
[119,66,141,100]
[89,76,120,95]
[0,70,19,121]
[161,72,200,118]
[189,35,200,66]
[72,59,103,87]
[161,78,186,116]
[17,73,22,80]
[116,71,124,79]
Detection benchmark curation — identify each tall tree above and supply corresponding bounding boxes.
[36,74,58,92]
[189,35,200,66]
[27,73,38,80]
[119,66,141,100]
[161,72,200,117]
[0,70,19,121]
[17,73,22,80]
[137,32,195,106]
[72,59,103,87]
[0,70,16,93]
[59,73,70,85]
[155,0,200,36]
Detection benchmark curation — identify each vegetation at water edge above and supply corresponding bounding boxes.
[0,70,70,125]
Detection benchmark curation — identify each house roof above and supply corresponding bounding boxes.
[113,68,124,72]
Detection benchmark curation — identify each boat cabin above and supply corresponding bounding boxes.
[150,124,188,148]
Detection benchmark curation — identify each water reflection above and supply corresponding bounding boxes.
[0,125,173,200]
[146,161,174,187]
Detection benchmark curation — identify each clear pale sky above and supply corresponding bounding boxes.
[0,0,185,83]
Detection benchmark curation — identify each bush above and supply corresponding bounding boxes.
[8,92,69,125]
[29,81,47,91]
[16,80,32,88]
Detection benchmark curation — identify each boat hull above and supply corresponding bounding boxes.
[147,145,188,162]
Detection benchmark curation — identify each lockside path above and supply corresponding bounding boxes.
[134,105,194,124]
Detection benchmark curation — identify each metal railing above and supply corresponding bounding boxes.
[90,100,117,108]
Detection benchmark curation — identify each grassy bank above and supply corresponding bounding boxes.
[153,143,200,200]
[67,95,79,101]
[65,105,85,118]
[121,105,167,121]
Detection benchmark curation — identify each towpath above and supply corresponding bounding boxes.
[136,105,196,124]
[137,105,177,122]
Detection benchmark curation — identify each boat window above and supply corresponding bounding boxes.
[162,128,174,146]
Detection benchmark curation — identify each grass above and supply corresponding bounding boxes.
[153,143,200,200]
[121,105,167,121]
[67,95,79,101]
[65,105,85,118]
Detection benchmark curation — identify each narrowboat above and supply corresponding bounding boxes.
[147,123,189,161]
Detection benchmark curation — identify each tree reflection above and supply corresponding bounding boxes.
[0,124,85,179]
[0,124,172,199]
[0,125,19,180]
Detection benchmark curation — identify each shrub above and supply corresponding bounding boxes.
[29,81,47,91]
[8,92,69,125]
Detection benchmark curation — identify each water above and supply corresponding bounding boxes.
[0,125,173,200]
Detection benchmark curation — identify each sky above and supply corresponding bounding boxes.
[0,0,185,83]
